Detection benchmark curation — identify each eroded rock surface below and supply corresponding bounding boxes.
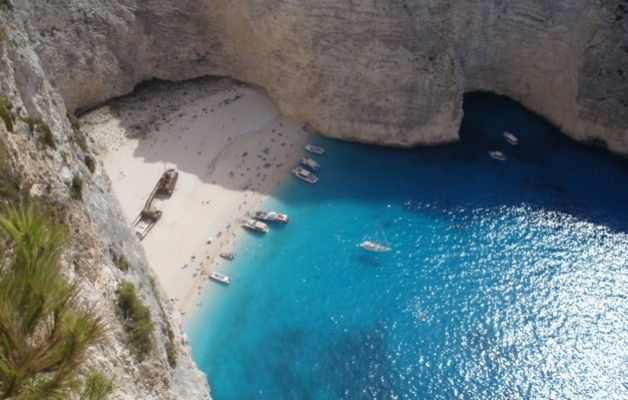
[6,0,627,153]
[0,3,211,399]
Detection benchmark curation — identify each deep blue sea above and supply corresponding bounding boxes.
[186,93,628,399]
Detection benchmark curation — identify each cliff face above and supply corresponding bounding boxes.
[0,5,210,399]
[8,0,627,153]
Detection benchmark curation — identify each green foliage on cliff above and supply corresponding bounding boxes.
[0,96,14,133]
[115,253,129,272]
[67,114,89,153]
[116,281,154,361]
[84,155,96,173]
[0,204,104,399]
[21,116,37,134]
[72,130,89,153]
[80,371,113,400]
[165,338,177,368]
[0,0,14,12]
[70,175,83,200]
[148,277,177,368]
[21,116,56,150]
[37,121,56,150]
[0,138,20,202]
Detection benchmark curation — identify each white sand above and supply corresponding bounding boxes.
[81,78,310,314]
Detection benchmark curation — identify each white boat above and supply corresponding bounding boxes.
[292,166,319,184]
[241,218,270,233]
[503,131,518,145]
[252,210,289,224]
[220,252,234,260]
[488,151,507,161]
[210,271,231,284]
[360,241,391,252]
[304,144,325,155]
[300,156,321,173]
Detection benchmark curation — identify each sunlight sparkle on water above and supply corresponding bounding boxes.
[187,94,627,399]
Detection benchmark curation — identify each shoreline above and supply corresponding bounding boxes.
[177,133,309,316]
[81,77,311,319]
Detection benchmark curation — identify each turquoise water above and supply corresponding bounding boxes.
[187,93,628,399]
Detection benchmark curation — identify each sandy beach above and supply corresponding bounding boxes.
[81,78,310,315]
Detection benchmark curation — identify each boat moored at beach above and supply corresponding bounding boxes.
[210,271,232,284]
[292,166,319,184]
[304,144,325,155]
[503,131,519,145]
[488,151,507,161]
[252,210,289,224]
[300,156,321,173]
[220,252,234,261]
[360,241,391,252]
[242,218,270,234]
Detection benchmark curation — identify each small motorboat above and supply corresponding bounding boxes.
[252,210,289,224]
[220,252,234,261]
[488,151,507,161]
[503,131,518,145]
[210,271,231,284]
[300,156,321,173]
[241,218,270,234]
[292,166,319,184]
[360,240,391,253]
[304,144,325,155]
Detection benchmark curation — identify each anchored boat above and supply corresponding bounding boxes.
[242,218,270,234]
[252,210,289,224]
[360,240,391,253]
[503,131,519,145]
[304,144,325,155]
[292,166,319,184]
[300,156,321,173]
[360,220,393,253]
[488,151,507,161]
[210,271,231,284]
[220,252,234,261]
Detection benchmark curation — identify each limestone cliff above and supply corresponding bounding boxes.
[4,0,626,154]
[0,4,210,399]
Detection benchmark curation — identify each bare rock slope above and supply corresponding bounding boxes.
[8,0,628,153]
[0,4,210,399]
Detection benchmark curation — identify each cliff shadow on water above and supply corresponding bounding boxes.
[97,79,628,234]
[293,91,628,233]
